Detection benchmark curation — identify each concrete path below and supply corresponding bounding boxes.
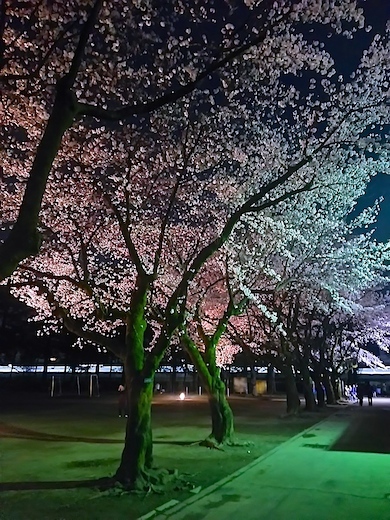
[154,399,390,520]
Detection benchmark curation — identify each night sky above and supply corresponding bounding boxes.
[361,174,390,242]
[354,1,389,243]
[322,0,389,243]
[353,1,389,243]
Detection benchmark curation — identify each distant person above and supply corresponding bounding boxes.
[366,382,373,406]
[118,384,128,417]
[357,383,365,406]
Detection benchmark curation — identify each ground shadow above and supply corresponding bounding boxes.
[0,422,199,446]
[0,477,114,492]
[331,407,390,454]
[0,422,122,444]
[153,439,198,446]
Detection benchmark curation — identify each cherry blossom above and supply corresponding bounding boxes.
[1,0,389,489]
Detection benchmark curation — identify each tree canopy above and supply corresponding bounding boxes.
[1,0,389,490]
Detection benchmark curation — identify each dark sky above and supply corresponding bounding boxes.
[362,0,390,242]
[332,0,389,243]
[360,174,390,242]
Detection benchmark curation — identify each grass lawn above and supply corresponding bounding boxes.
[0,391,334,520]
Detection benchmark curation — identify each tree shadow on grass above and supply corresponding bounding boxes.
[0,477,114,492]
[0,422,197,446]
[153,439,197,446]
[0,422,122,444]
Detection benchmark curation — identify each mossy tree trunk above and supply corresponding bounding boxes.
[113,276,154,488]
[208,376,234,444]
[64,269,185,491]
[180,294,248,444]
[115,370,155,489]
[63,287,159,490]
[109,272,179,490]
[182,332,234,444]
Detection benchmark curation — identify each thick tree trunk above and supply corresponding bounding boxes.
[208,378,234,444]
[0,89,77,280]
[182,335,235,444]
[301,366,316,412]
[283,364,301,414]
[323,371,336,405]
[115,374,154,489]
[331,372,341,400]
[266,365,276,394]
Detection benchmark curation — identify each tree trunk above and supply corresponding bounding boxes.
[182,336,235,444]
[323,371,336,405]
[0,88,78,280]
[313,375,325,407]
[331,372,341,400]
[267,365,276,394]
[283,364,301,414]
[301,366,316,412]
[115,373,154,489]
[250,367,258,396]
[208,378,234,444]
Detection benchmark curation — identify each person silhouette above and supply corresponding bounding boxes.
[118,384,128,417]
[357,383,365,406]
[366,382,373,406]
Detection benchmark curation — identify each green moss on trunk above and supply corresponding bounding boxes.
[208,379,234,444]
[115,375,154,488]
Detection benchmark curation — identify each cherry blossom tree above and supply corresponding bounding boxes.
[2,1,389,490]
[1,0,369,279]
[179,257,246,445]
[228,186,390,413]
[326,291,390,377]
[278,291,390,407]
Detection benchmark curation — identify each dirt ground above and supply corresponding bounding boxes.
[0,390,335,520]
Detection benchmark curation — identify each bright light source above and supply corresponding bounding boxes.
[179,392,185,401]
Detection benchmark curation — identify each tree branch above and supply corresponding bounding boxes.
[0,0,103,281]
[102,193,147,278]
[77,30,269,121]
[61,312,125,359]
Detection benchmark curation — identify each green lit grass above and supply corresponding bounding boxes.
[0,392,332,520]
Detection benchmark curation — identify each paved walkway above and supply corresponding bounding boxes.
[153,399,390,520]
